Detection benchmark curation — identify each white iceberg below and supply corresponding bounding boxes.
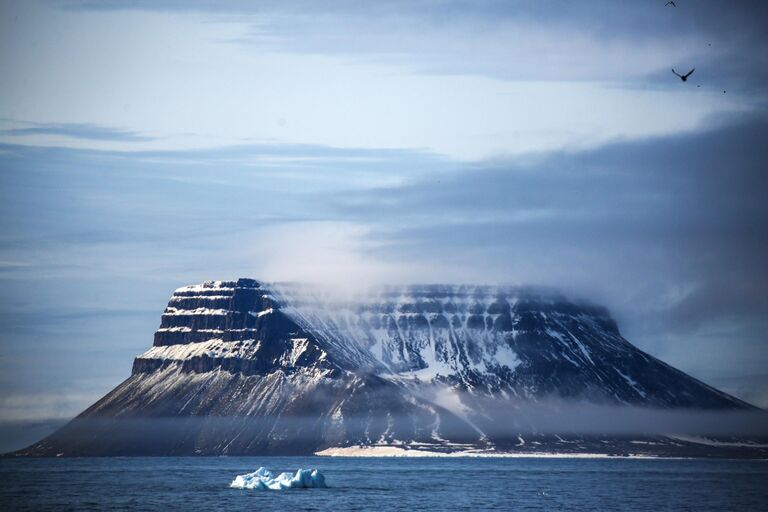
[230,467,327,490]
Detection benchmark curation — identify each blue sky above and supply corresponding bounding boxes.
[1,0,767,431]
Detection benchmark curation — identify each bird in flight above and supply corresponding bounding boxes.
[672,68,695,81]
[666,1,676,6]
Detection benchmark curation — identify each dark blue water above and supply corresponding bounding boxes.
[1,457,766,511]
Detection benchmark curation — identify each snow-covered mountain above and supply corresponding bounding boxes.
[18,279,765,457]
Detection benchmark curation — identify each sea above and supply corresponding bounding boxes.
[1,456,766,511]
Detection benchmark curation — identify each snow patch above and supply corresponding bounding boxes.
[163,307,228,316]
[138,339,261,361]
[666,435,768,448]
[174,281,235,294]
[614,368,647,398]
[282,338,309,366]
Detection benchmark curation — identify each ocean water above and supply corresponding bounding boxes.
[1,456,766,511]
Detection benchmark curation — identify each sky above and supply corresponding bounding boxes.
[0,0,767,439]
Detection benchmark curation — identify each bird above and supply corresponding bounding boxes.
[666,1,676,6]
[672,68,695,81]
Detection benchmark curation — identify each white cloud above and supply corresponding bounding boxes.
[253,221,418,290]
[0,2,753,160]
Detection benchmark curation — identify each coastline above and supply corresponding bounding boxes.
[314,446,659,459]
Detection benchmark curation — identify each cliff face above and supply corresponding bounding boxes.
[18,278,760,457]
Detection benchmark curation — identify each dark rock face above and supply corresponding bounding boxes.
[16,279,764,458]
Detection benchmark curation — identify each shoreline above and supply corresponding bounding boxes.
[314,446,662,459]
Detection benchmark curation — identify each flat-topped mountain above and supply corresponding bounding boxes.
[16,279,764,458]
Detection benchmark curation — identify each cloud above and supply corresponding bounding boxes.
[0,391,105,421]
[332,110,768,305]
[2,1,759,159]
[317,111,768,399]
[255,221,442,291]
[435,390,768,437]
[0,121,155,142]
[0,419,69,453]
[57,0,768,91]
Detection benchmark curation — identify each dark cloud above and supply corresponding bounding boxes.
[55,0,768,90]
[335,111,768,299]
[59,0,768,35]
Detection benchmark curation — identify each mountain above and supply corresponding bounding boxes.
[15,279,765,458]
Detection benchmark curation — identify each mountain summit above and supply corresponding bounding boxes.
[18,279,763,457]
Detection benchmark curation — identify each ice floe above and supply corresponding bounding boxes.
[230,467,327,490]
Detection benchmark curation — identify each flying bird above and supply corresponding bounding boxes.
[672,68,695,81]
[666,1,676,6]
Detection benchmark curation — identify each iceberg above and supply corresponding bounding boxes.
[230,467,327,490]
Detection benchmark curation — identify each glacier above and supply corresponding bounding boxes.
[230,467,327,490]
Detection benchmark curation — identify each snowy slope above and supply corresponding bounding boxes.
[271,283,745,408]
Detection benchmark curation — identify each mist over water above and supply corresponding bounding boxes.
[423,392,768,438]
[17,400,766,455]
